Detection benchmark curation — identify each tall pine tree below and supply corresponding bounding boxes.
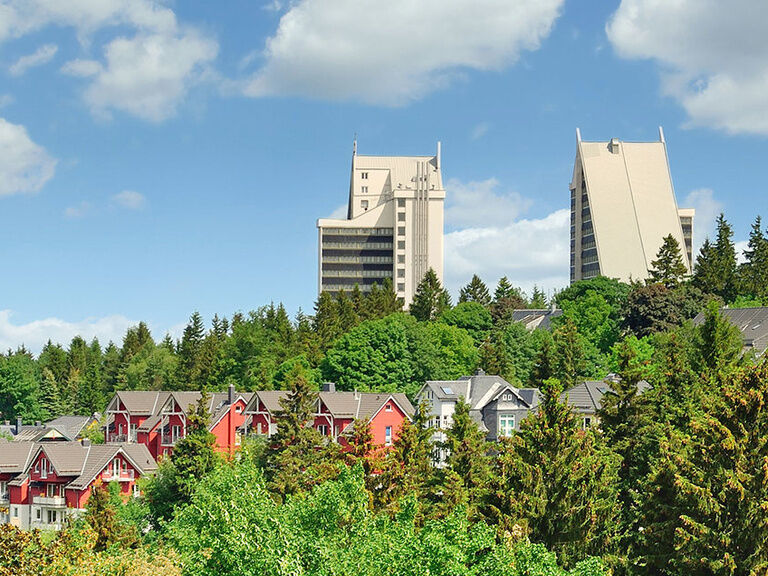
[458,275,491,307]
[410,268,451,321]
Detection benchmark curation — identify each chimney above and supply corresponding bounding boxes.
[81,438,91,447]
[228,383,235,405]
[474,368,486,376]
[35,421,41,428]
[3,420,8,427]
[609,137,620,154]
[16,416,22,435]
[354,389,360,400]
[322,382,336,393]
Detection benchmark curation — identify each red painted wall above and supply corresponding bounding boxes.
[210,398,249,454]
[369,401,408,446]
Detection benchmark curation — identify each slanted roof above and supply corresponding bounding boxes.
[67,443,157,490]
[693,307,768,357]
[511,309,563,331]
[563,379,651,414]
[251,390,289,414]
[15,426,74,443]
[36,443,90,476]
[0,441,36,474]
[46,416,93,439]
[112,391,168,415]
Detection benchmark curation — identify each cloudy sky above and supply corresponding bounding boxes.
[1,0,766,352]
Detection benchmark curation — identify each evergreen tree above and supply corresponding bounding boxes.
[336,290,359,333]
[177,312,206,388]
[490,378,620,567]
[458,274,491,307]
[85,482,135,550]
[738,215,768,300]
[410,269,451,321]
[38,368,61,419]
[693,300,743,375]
[101,342,121,396]
[529,285,548,309]
[314,291,341,351]
[694,215,738,302]
[494,276,515,301]
[367,278,403,319]
[530,331,556,385]
[552,319,585,389]
[479,330,513,381]
[648,234,688,287]
[436,398,491,520]
[265,365,339,498]
[490,277,527,325]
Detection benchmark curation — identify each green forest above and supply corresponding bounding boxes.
[3,212,768,575]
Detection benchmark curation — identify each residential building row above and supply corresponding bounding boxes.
[0,439,156,530]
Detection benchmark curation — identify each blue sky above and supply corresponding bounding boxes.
[1,0,766,352]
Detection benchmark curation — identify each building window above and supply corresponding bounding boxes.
[39,458,47,479]
[397,240,405,250]
[397,254,405,264]
[318,424,329,436]
[172,425,181,442]
[12,507,18,518]
[113,458,121,477]
[397,212,405,221]
[397,269,405,278]
[36,508,41,520]
[47,510,57,524]
[47,483,58,498]
[361,186,368,194]
[397,199,405,207]
[498,414,515,437]
[397,283,405,292]
[385,404,392,412]
[385,426,393,445]
[397,226,405,236]
[583,417,592,429]
[361,200,369,210]
[502,393,513,402]
[361,172,368,179]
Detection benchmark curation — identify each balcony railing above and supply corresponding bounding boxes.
[102,469,135,482]
[30,521,63,531]
[108,433,137,443]
[161,434,180,446]
[32,495,66,507]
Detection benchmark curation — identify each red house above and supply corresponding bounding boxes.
[243,384,414,448]
[105,386,252,460]
[1,440,156,530]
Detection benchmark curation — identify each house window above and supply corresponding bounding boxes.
[40,458,48,479]
[385,404,392,412]
[361,200,369,211]
[385,426,392,445]
[47,484,58,498]
[113,458,121,477]
[47,510,57,524]
[256,422,263,435]
[361,172,369,179]
[12,507,18,518]
[397,283,405,292]
[583,417,592,429]
[318,424,329,436]
[498,415,515,437]
[172,425,181,442]
[129,423,137,441]
[361,186,368,194]
[0,481,7,497]
[503,393,513,402]
[236,405,243,414]
[133,484,140,498]
[36,508,41,520]
[334,425,340,437]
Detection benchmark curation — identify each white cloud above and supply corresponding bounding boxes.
[64,30,218,122]
[0,117,56,196]
[0,94,13,107]
[9,43,58,76]
[112,189,145,210]
[445,177,532,229]
[0,1,218,122]
[470,122,490,141]
[734,240,749,265]
[244,0,564,105]
[63,201,91,218]
[0,309,139,354]
[445,208,570,298]
[683,188,723,253]
[327,203,347,219]
[607,0,768,134]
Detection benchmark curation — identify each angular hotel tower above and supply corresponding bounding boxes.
[317,142,445,306]
[570,128,694,284]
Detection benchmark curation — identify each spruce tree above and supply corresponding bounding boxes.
[177,312,206,389]
[410,268,451,321]
[693,300,743,375]
[437,398,491,519]
[458,275,491,307]
[314,291,341,351]
[490,378,620,567]
[738,215,768,300]
[38,368,61,419]
[648,234,688,287]
[494,276,515,301]
[529,285,548,308]
[552,319,585,390]
[336,290,359,333]
[694,214,738,302]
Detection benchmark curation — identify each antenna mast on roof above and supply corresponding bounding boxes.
[353,134,357,156]
[576,127,582,143]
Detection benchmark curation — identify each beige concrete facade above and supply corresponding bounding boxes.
[570,128,694,284]
[317,142,445,306]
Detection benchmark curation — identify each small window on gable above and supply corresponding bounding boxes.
[385,403,392,412]
[236,405,243,413]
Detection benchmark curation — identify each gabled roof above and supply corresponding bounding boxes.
[0,440,36,474]
[110,391,169,415]
[320,391,414,421]
[511,309,563,331]
[67,443,157,490]
[562,379,651,414]
[421,372,523,412]
[33,442,90,476]
[14,426,74,443]
[248,390,289,414]
[693,307,768,357]
[46,416,94,439]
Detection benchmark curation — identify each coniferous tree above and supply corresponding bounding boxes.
[38,368,61,419]
[493,276,515,301]
[530,331,556,385]
[436,398,491,519]
[529,285,548,309]
[490,277,527,324]
[458,275,491,307]
[177,312,206,388]
[693,300,743,375]
[738,215,768,300]
[410,268,451,322]
[490,378,620,567]
[265,365,338,498]
[648,234,688,287]
[336,290,359,333]
[693,215,738,302]
[479,330,513,381]
[314,291,341,351]
[552,319,585,390]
